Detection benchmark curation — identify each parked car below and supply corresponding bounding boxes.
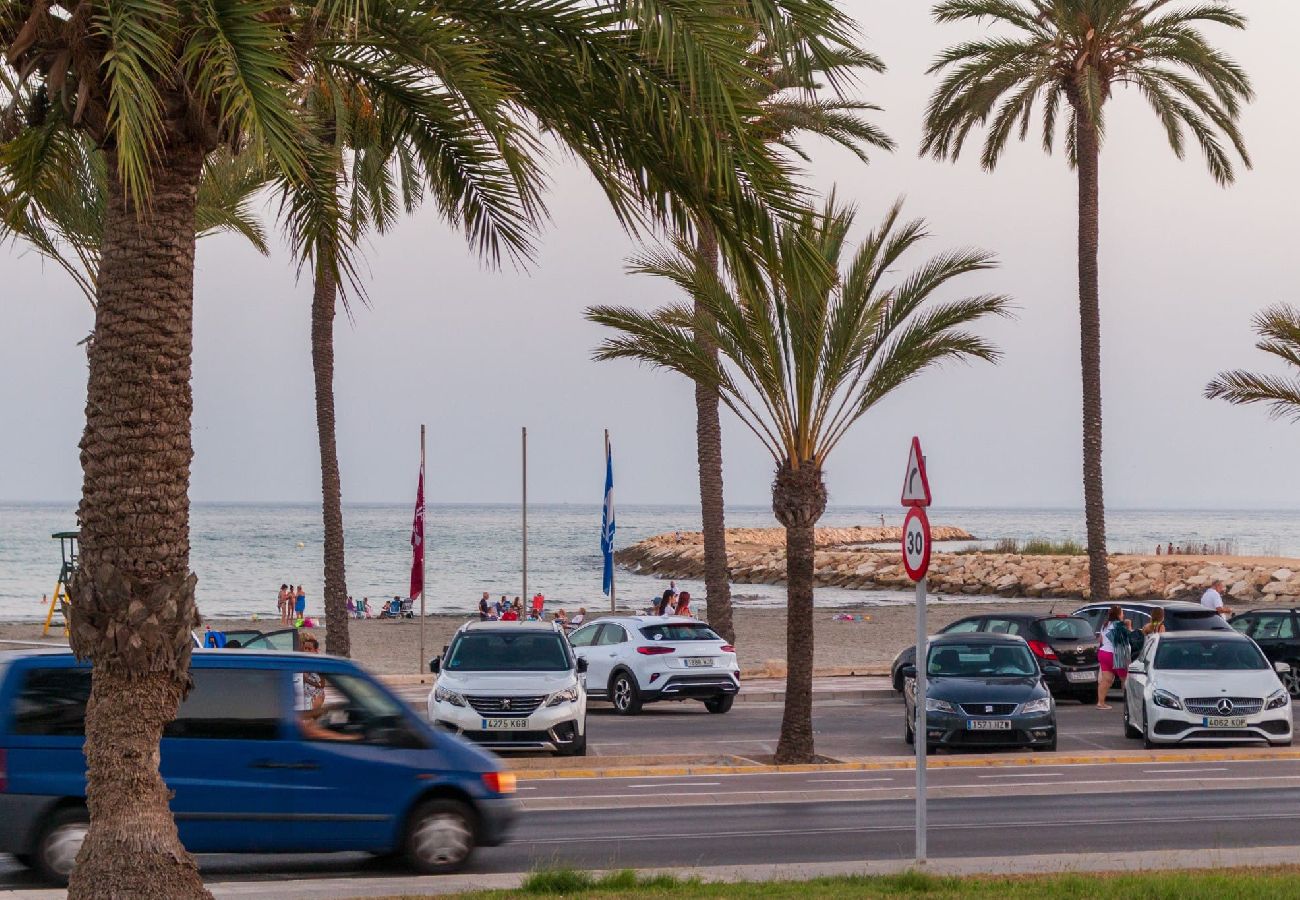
[1230,608,1300,696]
[0,648,516,884]
[567,616,739,715]
[427,621,588,756]
[1073,600,1231,656]
[1123,630,1293,748]
[901,633,1057,752]
[1123,629,1294,749]
[193,627,303,651]
[890,613,1100,701]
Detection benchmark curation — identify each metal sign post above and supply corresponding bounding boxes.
[901,436,933,866]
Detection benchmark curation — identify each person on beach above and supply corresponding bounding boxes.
[478,592,491,621]
[553,609,568,627]
[513,597,524,618]
[358,597,370,619]
[674,591,692,617]
[278,584,290,623]
[1096,605,1132,709]
[346,596,355,617]
[532,593,545,618]
[1201,579,1232,617]
[1166,542,1174,556]
[500,604,519,621]
[295,585,307,623]
[657,588,675,616]
[570,607,587,627]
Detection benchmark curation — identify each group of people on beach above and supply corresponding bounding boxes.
[649,583,693,617]
[276,584,307,624]
[477,591,586,628]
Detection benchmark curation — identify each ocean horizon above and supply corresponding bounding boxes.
[3,501,1300,623]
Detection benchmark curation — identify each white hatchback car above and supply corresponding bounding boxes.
[568,616,739,715]
[1124,630,1293,748]
[426,621,588,756]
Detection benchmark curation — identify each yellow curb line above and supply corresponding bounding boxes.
[512,748,1300,781]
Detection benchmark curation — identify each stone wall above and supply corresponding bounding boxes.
[616,529,1300,603]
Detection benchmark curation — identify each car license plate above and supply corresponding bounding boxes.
[1203,716,1247,728]
[967,719,1012,730]
[1066,670,1097,683]
[482,718,530,729]
[684,657,714,668]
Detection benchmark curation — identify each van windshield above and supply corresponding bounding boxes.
[445,632,571,672]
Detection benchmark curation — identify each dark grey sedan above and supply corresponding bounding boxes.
[902,633,1057,753]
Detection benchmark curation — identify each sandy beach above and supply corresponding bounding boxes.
[0,602,1071,677]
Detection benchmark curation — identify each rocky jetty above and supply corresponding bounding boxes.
[616,529,1300,603]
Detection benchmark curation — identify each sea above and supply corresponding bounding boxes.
[2,502,1299,623]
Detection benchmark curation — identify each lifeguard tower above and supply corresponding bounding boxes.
[43,531,78,637]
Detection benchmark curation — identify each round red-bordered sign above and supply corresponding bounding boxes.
[902,506,931,581]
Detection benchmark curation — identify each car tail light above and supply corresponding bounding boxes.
[1027,640,1057,659]
[637,646,675,655]
[721,645,735,653]
[482,772,516,795]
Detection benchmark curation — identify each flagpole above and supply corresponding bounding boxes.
[419,424,426,676]
[522,426,528,603]
[606,429,615,613]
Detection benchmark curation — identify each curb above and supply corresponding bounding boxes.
[511,746,1300,781]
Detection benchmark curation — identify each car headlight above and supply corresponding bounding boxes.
[1020,697,1052,715]
[434,685,466,707]
[925,698,960,714]
[547,686,580,707]
[1152,689,1183,710]
[1266,689,1290,710]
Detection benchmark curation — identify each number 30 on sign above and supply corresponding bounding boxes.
[902,506,931,581]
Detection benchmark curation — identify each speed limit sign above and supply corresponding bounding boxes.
[902,506,931,581]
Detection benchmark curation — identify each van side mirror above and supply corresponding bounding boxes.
[429,656,440,674]
[576,657,588,674]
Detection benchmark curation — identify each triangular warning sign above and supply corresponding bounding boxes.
[900,436,931,507]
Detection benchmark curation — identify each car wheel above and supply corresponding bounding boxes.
[403,798,476,875]
[34,806,87,885]
[704,695,734,714]
[893,671,906,693]
[905,714,914,746]
[610,672,642,715]
[1282,662,1300,697]
[1142,708,1157,750]
[556,725,587,757]
[1123,700,1142,739]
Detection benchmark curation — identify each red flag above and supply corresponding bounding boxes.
[409,463,425,600]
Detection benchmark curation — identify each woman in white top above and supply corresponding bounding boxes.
[1096,605,1131,710]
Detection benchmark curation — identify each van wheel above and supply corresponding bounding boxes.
[610,672,642,715]
[403,799,476,874]
[34,806,88,885]
[704,695,734,714]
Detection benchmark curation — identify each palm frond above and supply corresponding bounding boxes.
[1207,304,1300,421]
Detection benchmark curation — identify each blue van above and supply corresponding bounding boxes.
[0,649,516,884]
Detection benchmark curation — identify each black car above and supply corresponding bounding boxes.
[890,613,1100,701]
[901,633,1057,752]
[1072,600,1231,657]
[1231,608,1300,696]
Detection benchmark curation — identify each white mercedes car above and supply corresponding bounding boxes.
[568,616,739,715]
[1124,630,1293,748]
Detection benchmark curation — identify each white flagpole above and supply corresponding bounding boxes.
[522,426,528,603]
[419,424,426,675]
[606,429,615,613]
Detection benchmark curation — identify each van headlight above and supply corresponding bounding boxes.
[1153,689,1183,710]
[924,698,959,714]
[547,686,580,707]
[1020,697,1052,715]
[1266,689,1290,710]
[434,685,466,707]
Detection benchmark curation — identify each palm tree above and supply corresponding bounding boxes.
[2,2,808,893]
[1207,305,1300,420]
[587,198,1009,762]
[922,0,1252,603]
[690,36,893,645]
[285,0,868,657]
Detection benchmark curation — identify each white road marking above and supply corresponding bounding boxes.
[977,772,1065,779]
[627,782,722,789]
[1141,767,1229,774]
[807,777,895,784]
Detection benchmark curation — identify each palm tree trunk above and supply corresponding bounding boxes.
[68,145,210,900]
[771,460,828,764]
[311,260,351,656]
[693,225,735,644]
[1075,111,1109,602]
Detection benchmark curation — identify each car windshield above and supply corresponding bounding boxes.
[640,623,722,642]
[1037,617,1094,642]
[445,632,570,672]
[1154,638,1268,671]
[928,643,1037,677]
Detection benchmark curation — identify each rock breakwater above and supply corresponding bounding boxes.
[616,529,1300,603]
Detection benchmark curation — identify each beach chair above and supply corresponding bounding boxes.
[399,598,415,618]
[379,599,401,619]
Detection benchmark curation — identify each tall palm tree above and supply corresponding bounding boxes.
[1207,305,1300,420]
[285,0,867,657]
[690,36,893,645]
[2,2,805,893]
[588,198,1009,762]
[922,0,1252,603]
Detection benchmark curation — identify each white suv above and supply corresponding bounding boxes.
[427,621,588,756]
[568,616,739,715]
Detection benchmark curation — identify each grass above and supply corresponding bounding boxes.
[990,537,1086,556]
[387,866,1300,899]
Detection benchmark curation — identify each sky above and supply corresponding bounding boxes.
[2,1,1299,511]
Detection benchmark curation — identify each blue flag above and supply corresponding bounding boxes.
[601,440,616,596]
